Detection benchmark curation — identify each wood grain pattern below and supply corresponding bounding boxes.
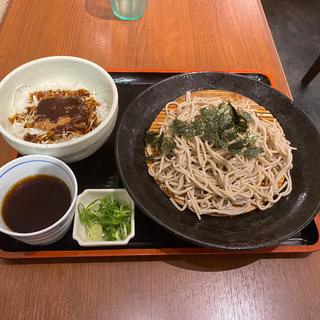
[0,1,320,319]
[0,0,290,96]
[1,253,320,320]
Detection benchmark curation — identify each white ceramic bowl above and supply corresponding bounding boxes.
[73,189,135,247]
[0,155,78,245]
[0,56,118,163]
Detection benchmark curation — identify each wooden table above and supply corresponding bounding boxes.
[0,1,319,319]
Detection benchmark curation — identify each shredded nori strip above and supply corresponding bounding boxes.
[145,101,262,158]
[145,132,176,156]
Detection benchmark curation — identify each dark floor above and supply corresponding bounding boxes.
[262,0,320,127]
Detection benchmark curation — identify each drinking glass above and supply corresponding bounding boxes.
[110,0,148,21]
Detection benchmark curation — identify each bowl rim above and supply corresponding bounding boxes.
[0,56,118,149]
[72,188,135,246]
[0,154,78,237]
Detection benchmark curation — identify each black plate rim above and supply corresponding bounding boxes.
[115,71,320,250]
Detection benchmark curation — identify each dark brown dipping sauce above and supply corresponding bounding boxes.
[2,175,71,233]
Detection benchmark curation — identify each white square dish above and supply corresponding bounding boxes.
[72,189,135,247]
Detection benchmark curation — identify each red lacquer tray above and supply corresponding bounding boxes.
[0,71,318,259]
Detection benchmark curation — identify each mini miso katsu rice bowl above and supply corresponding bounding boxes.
[0,56,118,163]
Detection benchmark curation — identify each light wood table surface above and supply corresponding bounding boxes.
[0,1,319,319]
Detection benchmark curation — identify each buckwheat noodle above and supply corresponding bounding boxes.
[147,91,294,219]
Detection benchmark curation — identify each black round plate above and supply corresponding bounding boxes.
[115,72,320,250]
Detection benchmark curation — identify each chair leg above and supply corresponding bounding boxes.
[301,55,320,85]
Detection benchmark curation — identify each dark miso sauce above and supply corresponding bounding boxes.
[2,175,71,233]
[35,96,88,122]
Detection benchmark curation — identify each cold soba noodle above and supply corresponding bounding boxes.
[145,91,294,219]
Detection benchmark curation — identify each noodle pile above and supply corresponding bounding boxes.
[146,91,294,219]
